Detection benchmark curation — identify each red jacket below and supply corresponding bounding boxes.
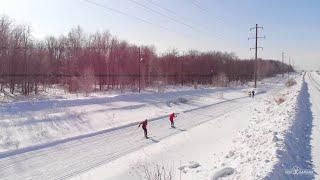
[169,113,176,121]
[139,120,148,129]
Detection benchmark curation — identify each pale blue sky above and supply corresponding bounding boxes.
[0,0,319,70]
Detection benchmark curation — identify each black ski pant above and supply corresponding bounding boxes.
[170,120,174,127]
[143,127,148,138]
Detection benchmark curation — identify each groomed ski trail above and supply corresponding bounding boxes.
[0,80,287,180]
[0,95,255,180]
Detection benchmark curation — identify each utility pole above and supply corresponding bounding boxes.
[249,24,265,88]
[180,56,184,86]
[282,52,285,77]
[288,56,291,78]
[138,47,144,93]
[292,59,295,69]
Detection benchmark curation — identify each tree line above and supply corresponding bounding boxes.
[0,16,294,95]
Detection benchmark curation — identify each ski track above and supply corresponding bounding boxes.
[0,94,256,180]
[307,72,320,179]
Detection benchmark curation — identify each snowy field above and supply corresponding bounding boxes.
[0,85,252,153]
[71,74,307,180]
[1,73,318,180]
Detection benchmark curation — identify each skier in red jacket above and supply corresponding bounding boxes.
[169,113,177,128]
[138,119,148,139]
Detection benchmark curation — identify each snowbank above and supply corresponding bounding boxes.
[267,74,314,179]
[211,167,235,180]
[210,75,305,179]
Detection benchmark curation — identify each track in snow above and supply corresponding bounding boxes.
[306,72,320,178]
[0,93,259,180]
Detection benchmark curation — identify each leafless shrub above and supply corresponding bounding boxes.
[217,73,228,87]
[80,68,96,96]
[135,163,175,180]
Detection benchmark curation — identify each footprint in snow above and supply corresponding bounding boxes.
[178,161,201,173]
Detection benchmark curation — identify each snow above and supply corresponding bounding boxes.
[1,73,315,180]
[69,75,303,180]
[70,102,256,180]
[265,73,313,179]
[211,167,235,180]
[0,86,248,153]
[307,72,320,179]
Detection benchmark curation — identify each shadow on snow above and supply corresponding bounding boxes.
[267,78,315,180]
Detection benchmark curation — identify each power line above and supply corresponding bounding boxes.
[146,0,182,19]
[129,0,225,40]
[82,0,186,37]
[144,0,225,39]
[145,0,208,29]
[189,0,209,13]
[82,0,222,42]
[82,0,226,49]
[188,0,225,24]
[249,24,265,88]
[127,0,207,35]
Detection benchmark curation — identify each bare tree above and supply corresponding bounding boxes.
[0,15,294,96]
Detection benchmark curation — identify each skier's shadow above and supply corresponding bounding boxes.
[149,137,160,143]
[176,128,186,132]
[172,127,186,132]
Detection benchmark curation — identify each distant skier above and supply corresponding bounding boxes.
[248,91,252,97]
[138,119,148,139]
[251,90,255,98]
[169,112,177,128]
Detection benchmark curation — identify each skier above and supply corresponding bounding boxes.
[169,112,177,128]
[251,90,255,98]
[138,119,148,139]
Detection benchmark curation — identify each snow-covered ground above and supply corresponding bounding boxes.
[1,73,316,180]
[70,74,305,180]
[307,72,320,179]
[0,85,248,153]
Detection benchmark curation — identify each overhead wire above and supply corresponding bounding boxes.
[82,0,185,36]
[81,0,225,46]
[127,0,224,40]
[144,0,225,39]
[127,0,201,32]
[188,0,225,24]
